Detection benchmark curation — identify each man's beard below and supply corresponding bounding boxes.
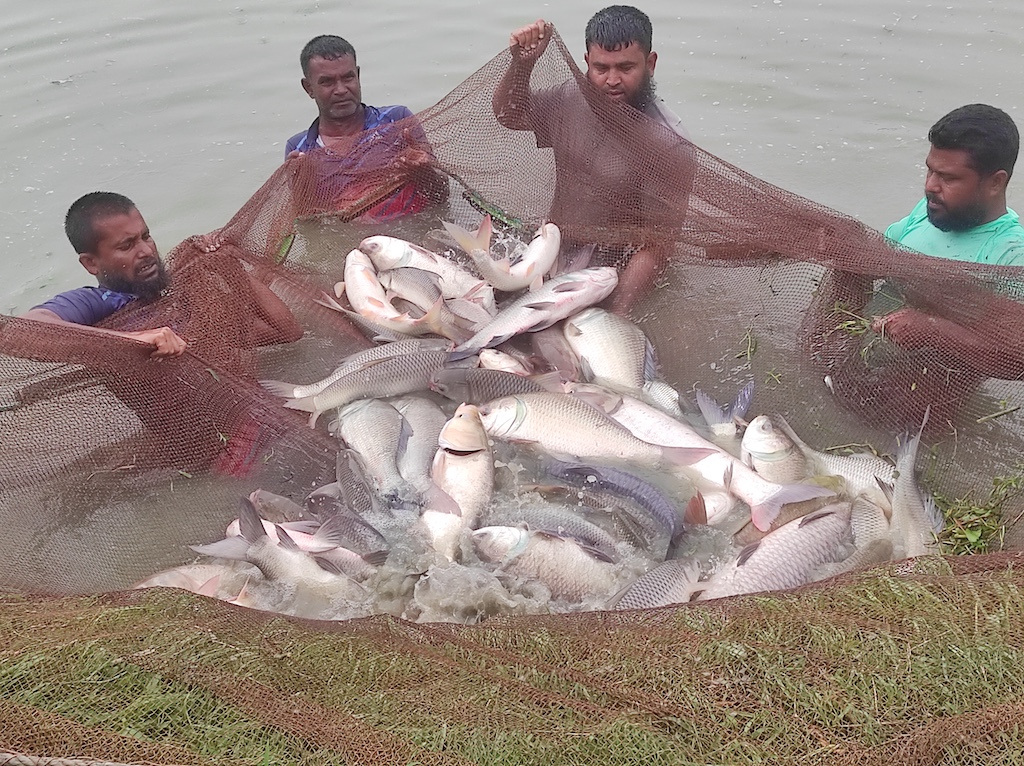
[926,195,988,233]
[630,73,656,111]
[99,259,170,302]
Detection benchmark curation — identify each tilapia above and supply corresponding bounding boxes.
[696,503,852,600]
[358,234,496,312]
[443,216,561,292]
[572,385,834,531]
[452,268,619,356]
[471,526,620,602]
[740,415,809,485]
[282,350,476,427]
[260,338,450,400]
[477,391,713,468]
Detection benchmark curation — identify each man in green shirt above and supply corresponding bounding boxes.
[871,104,1023,372]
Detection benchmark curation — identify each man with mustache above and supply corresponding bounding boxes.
[287,35,448,221]
[22,191,301,357]
[493,6,693,314]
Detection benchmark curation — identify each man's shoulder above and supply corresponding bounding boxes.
[364,104,415,128]
[32,285,134,326]
[646,99,690,140]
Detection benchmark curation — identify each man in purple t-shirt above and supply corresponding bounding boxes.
[285,35,448,221]
[23,192,187,358]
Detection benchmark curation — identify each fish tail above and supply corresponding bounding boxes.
[283,395,316,413]
[750,483,836,532]
[442,214,492,255]
[260,379,300,398]
[661,445,717,467]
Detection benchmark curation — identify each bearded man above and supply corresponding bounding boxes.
[493,6,694,314]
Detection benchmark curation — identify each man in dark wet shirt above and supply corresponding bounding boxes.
[286,35,448,221]
[23,192,300,357]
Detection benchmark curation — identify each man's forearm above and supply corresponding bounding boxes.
[492,60,537,131]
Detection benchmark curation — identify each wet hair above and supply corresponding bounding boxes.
[65,191,136,255]
[929,104,1019,180]
[300,35,357,77]
[585,5,654,56]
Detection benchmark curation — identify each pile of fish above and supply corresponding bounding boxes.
[134,217,946,622]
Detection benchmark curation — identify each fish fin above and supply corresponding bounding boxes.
[312,513,354,550]
[460,280,496,310]
[874,477,895,505]
[313,291,348,313]
[313,554,345,576]
[196,574,222,598]
[642,341,660,382]
[570,387,621,415]
[529,274,544,292]
[798,508,837,528]
[260,379,299,398]
[924,492,945,534]
[730,381,756,420]
[684,492,708,526]
[283,396,316,413]
[529,371,565,392]
[735,540,761,567]
[522,300,557,311]
[446,298,491,328]
[334,281,346,298]
[722,463,734,491]
[552,280,586,293]
[578,356,596,382]
[274,525,301,552]
[424,482,462,517]
[362,549,390,567]
[238,497,266,543]
[442,216,491,256]
[189,537,251,561]
[662,446,718,467]
[749,483,836,532]
[694,388,728,427]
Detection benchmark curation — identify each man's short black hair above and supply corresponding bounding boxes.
[929,104,1019,180]
[300,35,357,77]
[65,191,136,254]
[585,5,654,56]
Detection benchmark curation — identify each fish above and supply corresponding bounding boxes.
[485,501,622,562]
[571,385,834,532]
[813,494,893,578]
[341,249,465,341]
[377,267,475,343]
[334,398,414,504]
[358,234,496,312]
[536,457,686,544]
[248,488,315,523]
[131,563,253,595]
[562,307,654,391]
[429,367,553,404]
[641,379,689,420]
[282,350,476,427]
[740,415,809,485]
[610,559,702,610]
[477,391,713,468]
[885,415,944,559]
[443,215,561,292]
[260,338,450,400]
[392,395,448,495]
[773,414,896,510]
[696,503,852,601]
[452,268,619,357]
[471,526,620,602]
[422,403,495,560]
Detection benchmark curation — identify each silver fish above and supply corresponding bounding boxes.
[471,526,620,602]
[260,338,450,400]
[610,559,702,610]
[530,324,583,383]
[694,382,755,454]
[696,503,852,600]
[335,398,412,503]
[377,267,475,343]
[477,391,712,468]
[443,216,561,293]
[453,268,619,356]
[885,417,944,559]
[283,350,476,427]
[429,367,552,404]
[392,395,448,495]
[485,501,622,562]
[740,415,809,485]
[562,307,653,391]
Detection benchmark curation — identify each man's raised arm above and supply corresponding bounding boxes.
[492,20,551,131]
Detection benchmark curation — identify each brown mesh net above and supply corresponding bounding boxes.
[2,29,1024,762]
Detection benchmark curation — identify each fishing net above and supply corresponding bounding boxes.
[2,27,1024,762]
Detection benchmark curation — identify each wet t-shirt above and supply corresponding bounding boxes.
[32,286,135,326]
[885,198,1024,266]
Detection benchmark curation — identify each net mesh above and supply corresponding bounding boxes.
[2,30,1024,762]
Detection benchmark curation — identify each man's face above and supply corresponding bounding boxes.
[302,55,362,123]
[79,208,168,300]
[923,146,995,232]
[584,42,657,110]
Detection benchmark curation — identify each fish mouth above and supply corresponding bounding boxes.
[442,447,482,457]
